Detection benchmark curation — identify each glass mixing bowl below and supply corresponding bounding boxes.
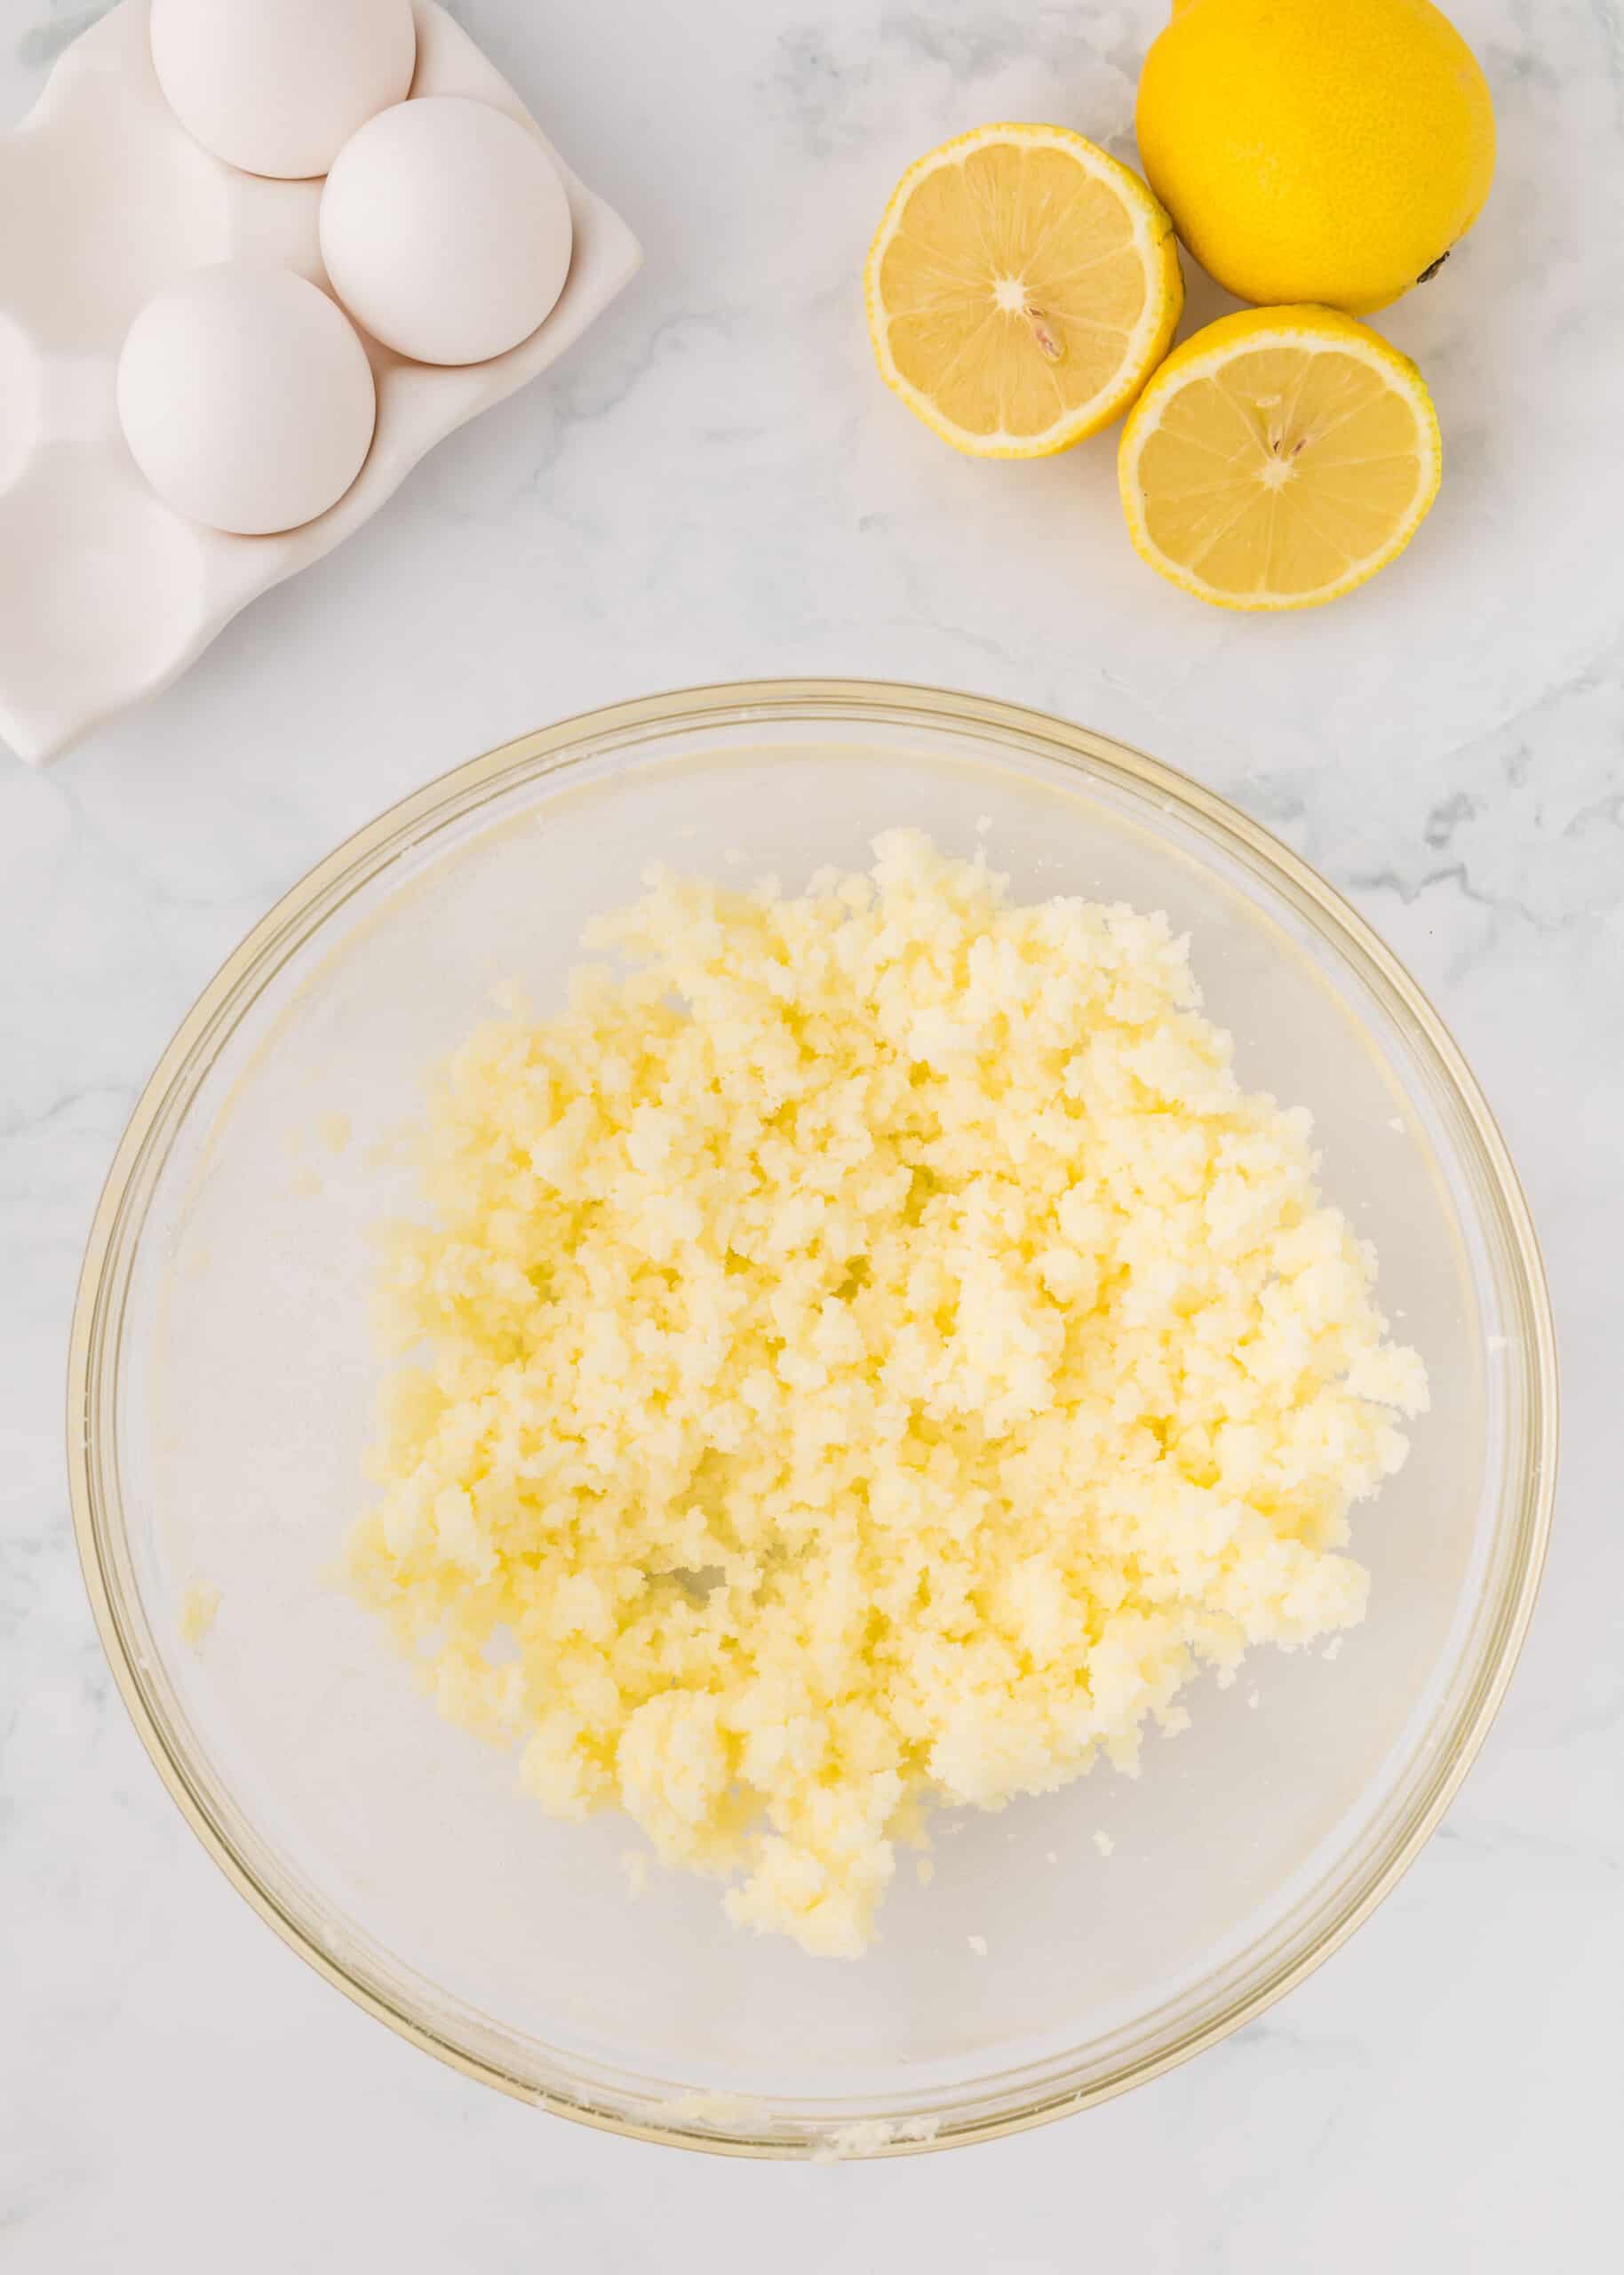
[68,681,1556,2157]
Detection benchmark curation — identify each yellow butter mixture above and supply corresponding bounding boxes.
[344,833,1426,1955]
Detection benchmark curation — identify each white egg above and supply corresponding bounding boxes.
[150,0,416,180]
[117,264,377,535]
[320,97,573,366]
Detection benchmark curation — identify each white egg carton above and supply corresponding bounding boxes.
[0,0,641,764]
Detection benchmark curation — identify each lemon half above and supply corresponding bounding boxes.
[1118,307,1442,611]
[865,124,1183,459]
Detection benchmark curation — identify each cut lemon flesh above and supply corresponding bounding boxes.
[1119,306,1441,610]
[865,124,1183,459]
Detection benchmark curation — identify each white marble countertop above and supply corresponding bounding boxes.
[4,0,1620,2263]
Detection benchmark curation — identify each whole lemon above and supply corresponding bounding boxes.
[1136,0,1496,314]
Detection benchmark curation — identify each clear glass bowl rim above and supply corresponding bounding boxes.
[67,678,1558,2158]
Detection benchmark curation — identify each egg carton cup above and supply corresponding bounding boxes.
[0,0,641,764]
